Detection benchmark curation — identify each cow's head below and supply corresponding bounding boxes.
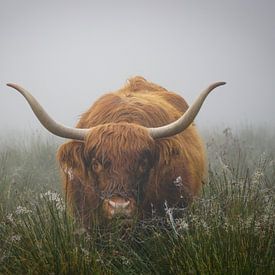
[84,123,155,220]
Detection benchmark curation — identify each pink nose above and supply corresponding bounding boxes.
[108,199,130,210]
[102,197,135,219]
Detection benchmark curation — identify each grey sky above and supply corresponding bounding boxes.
[1,0,274,133]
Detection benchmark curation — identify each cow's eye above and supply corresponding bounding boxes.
[138,158,149,173]
[91,159,103,174]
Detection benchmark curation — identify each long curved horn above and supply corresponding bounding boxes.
[7,83,89,140]
[148,82,226,139]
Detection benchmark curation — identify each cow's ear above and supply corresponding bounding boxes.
[57,141,87,179]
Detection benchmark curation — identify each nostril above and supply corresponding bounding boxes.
[103,198,136,219]
[108,199,130,209]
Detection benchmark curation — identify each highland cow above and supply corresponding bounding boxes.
[7,77,225,226]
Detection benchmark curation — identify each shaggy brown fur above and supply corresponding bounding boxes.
[57,76,206,226]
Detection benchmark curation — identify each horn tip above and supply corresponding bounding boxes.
[209,81,226,91]
[7,83,17,89]
[6,83,25,94]
[215,81,226,86]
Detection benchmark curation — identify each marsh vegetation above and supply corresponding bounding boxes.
[0,127,274,274]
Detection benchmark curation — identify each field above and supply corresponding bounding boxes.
[0,127,274,274]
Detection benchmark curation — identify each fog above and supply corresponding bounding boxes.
[1,0,274,134]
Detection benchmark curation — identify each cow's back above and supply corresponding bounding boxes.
[77,76,189,129]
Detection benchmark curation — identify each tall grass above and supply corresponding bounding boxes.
[0,127,274,274]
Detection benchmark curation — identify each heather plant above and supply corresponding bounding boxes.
[0,127,274,274]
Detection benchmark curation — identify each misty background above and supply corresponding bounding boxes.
[0,0,274,136]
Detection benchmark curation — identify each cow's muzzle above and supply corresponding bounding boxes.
[102,196,136,220]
